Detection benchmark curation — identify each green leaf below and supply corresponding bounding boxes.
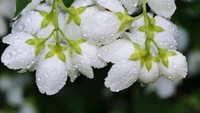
[26,39,37,45]
[67,6,86,26]
[115,11,134,32]
[162,57,169,68]
[77,7,87,14]
[46,44,68,63]
[45,51,55,59]
[57,52,66,63]
[129,53,139,61]
[146,60,152,72]
[39,11,48,17]
[15,0,32,17]
[41,19,50,28]
[138,25,146,32]
[154,26,165,32]
[68,39,86,56]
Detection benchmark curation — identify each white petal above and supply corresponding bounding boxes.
[20,0,41,15]
[139,62,159,83]
[154,32,177,50]
[2,32,33,45]
[80,42,107,68]
[159,51,188,80]
[0,17,7,36]
[147,0,176,18]
[119,0,142,15]
[71,0,95,8]
[105,60,140,92]
[64,16,83,40]
[81,7,121,45]
[12,11,44,34]
[36,55,67,95]
[122,32,146,49]
[72,54,94,79]
[155,16,178,38]
[35,3,52,12]
[99,39,135,63]
[96,0,125,12]
[1,44,36,70]
[66,53,79,82]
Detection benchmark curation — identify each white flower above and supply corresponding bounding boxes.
[65,0,125,45]
[99,39,141,91]
[146,0,176,18]
[12,4,65,34]
[69,41,106,81]
[145,76,181,99]
[1,32,37,70]
[159,51,188,80]
[35,47,68,95]
[119,0,142,15]
[20,0,42,15]
[138,62,159,83]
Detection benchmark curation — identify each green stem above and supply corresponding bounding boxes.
[58,0,69,12]
[53,0,60,43]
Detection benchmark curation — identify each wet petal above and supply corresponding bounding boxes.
[72,54,94,79]
[36,55,67,95]
[155,16,178,38]
[71,0,95,8]
[1,44,36,70]
[105,60,140,92]
[81,7,121,45]
[139,62,159,83]
[12,11,44,34]
[147,0,176,18]
[119,0,142,15]
[80,42,107,68]
[159,51,188,80]
[99,39,135,63]
[96,0,124,12]
[3,32,33,45]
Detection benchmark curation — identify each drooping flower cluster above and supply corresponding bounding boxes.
[1,0,188,95]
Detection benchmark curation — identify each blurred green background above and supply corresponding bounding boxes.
[0,0,200,113]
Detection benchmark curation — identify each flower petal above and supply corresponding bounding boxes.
[96,0,124,12]
[81,7,121,45]
[159,51,188,80]
[139,62,159,83]
[122,32,146,49]
[72,53,94,79]
[71,0,95,8]
[2,32,33,45]
[105,60,140,92]
[80,42,107,68]
[12,11,44,34]
[98,39,135,63]
[20,0,41,15]
[155,16,178,38]
[119,0,142,15]
[36,55,67,95]
[64,15,83,40]
[66,53,79,82]
[147,0,176,18]
[154,32,177,50]
[1,44,36,70]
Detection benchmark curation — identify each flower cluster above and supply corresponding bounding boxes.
[1,0,188,95]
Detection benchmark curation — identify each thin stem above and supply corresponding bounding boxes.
[58,0,69,12]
